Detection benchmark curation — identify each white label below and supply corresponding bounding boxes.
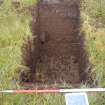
[65,93,89,105]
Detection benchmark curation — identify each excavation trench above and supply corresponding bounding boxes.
[20,1,89,87]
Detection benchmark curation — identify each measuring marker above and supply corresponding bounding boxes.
[0,88,105,94]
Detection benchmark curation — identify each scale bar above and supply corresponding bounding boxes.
[0,88,105,94]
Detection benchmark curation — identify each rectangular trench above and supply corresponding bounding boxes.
[20,0,89,88]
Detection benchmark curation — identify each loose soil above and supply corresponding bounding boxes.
[20,0,89,87]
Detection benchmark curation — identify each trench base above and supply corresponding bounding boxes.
[19,1,89,88]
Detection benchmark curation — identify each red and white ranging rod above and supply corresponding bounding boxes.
[1,88,105,94]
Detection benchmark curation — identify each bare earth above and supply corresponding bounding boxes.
[20,1,89,87]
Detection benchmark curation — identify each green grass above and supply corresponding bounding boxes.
[0,0,105,105]
[81,0,105,87]
[0,2,32,89]
[0,94,65,105]
[81,13,105,87]
[81,0,105,104]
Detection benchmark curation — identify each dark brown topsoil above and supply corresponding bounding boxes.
[20,0,89,87]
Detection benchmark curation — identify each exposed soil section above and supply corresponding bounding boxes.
[20,0,89,87]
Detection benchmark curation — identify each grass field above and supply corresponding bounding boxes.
[0,0,105,105]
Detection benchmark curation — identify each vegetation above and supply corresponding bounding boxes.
[0,0,105,105]
[81,0,105,87]
[81,0,105,104]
